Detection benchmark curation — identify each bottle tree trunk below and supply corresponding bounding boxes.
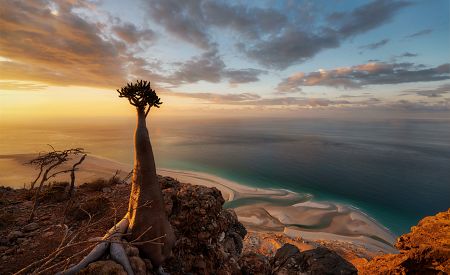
[127,108,175,267]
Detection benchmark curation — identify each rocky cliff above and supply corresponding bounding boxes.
[1,176,448,274]
[361,209,450,274]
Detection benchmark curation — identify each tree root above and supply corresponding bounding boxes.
[57,215,134,275]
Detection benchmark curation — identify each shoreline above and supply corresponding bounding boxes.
[158,168,398,254]
[0,154,397,253]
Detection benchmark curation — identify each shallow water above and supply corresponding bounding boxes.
[1,117,449,235]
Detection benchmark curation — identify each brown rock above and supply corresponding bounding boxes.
[23,222,39,232]
[161,179,246,274]
[239,252,271,275]
[361,209,450,274]
[124,243,140,257]
[7,230,23,242]
[79,260,127,275]
[272,244,357,275]
[129,256,147,275]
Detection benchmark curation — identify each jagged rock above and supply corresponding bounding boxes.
[159,177,246,274]
[272,243,300,266]
[272,244,357,275]
[124,243,140,257]
[239,252,271,275]
[23,222,39,232]
[244,232,315,258]
[129,256,147,275]
[7,230,23,242]
[361,209,450,274]
[79,260,127,275]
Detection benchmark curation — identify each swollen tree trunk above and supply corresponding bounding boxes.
[127,108,175,267]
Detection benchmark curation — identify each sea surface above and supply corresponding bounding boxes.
[1,117,449,235]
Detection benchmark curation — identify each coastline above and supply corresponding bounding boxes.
[158,168,398,254]
[0,154,397,253]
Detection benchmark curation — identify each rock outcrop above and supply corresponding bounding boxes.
[160,176,246,274]
[271,243,358,275]
[361,209,450,274]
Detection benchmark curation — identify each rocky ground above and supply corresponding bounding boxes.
[360,209,450,274]
[0,175,448,274]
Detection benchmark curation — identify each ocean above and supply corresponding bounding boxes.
[1,117,449,235]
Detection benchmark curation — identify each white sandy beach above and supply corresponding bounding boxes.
[0,154,397,253]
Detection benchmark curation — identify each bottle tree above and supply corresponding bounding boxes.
[117,80,175,266]
[58,81,175,275]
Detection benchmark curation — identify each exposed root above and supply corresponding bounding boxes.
[110,237,134,275]
[57,215,131,275]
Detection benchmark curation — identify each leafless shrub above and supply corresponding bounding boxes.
[67,197,111,221]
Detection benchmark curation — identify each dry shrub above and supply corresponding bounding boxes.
[67,196,110,220]
[80,178,110,191]
[39,181,69,203]
[80,173,124,191]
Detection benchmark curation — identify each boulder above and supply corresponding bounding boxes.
[129,256,147,275]
[7,230,23,242]
[23,222,39,232]
[159,177,246,274]
[239,252,271,275]
[79,260,127,275]
[272,244,357,275]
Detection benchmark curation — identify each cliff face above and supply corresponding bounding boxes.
[9,177,449,274]
[159,176,247,274]
[361,209,450,274]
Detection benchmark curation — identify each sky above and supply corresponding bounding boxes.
[0,0,449,120]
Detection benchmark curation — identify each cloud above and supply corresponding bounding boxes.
[145,0,288,50]
[146,0,211,49]
[396,52,418,58]
[242,0,409,69]
[167,89,450,113]
[145,0,410,70]
[238,28,340,70]
[401,84,450,98]
[387,99,449,112]
[163,48,265,85]
[0,81,47,91]
[168,91,261,103]
[0,0,128,88]
[359,39,390,50]
[338,94,373,98]
[404,29,433,39]
[331,0,410,37]
[167,90,384,108]
[112,22,156,44]
[277,62,450,92]
[224,69,266,84]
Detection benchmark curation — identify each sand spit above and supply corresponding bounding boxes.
[158,169,397,254]
[0,154,397,253]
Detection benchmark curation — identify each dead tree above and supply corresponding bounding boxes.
[68,154,87,197]
[26,147,85,221]
[60,80,175,274]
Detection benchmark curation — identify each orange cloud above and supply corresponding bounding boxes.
[0,0,127,88]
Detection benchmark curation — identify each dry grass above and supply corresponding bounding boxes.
[39,181,69,203]
[67,196,111,220]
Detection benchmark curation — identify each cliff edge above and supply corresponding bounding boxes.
[361,209,450,274]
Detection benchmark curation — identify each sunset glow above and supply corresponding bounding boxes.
[0,0,449,121]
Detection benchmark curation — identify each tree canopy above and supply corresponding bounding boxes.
[117,80,162,116]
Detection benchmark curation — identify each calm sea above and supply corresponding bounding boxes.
[1,117,449,235]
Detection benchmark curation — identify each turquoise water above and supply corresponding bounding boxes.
[1,117,449,235]
[153,118,450,236]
